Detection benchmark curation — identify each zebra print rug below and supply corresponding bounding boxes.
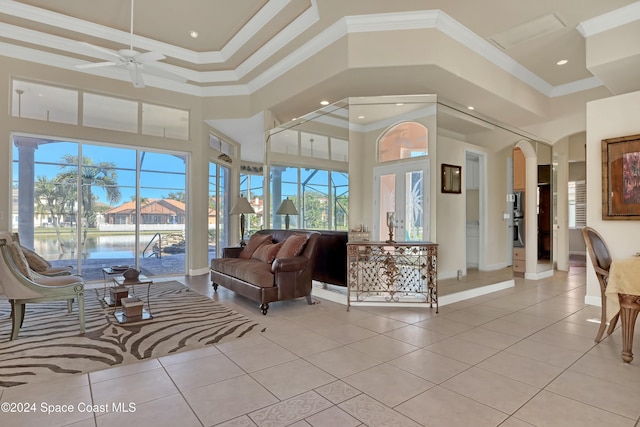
[0,281,261,389]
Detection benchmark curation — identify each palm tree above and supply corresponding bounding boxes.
[34,175,76,225]
[58,155,121,227]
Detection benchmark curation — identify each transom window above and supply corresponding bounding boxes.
[378,122,428,163]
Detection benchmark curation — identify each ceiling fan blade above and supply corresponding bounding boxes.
[129,65,145,88]
[75,61,117,69]
[134,51,166,64]
[79,42,123,59]
[141,64,187,83]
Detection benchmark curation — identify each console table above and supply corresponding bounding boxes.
[346,241,438,312]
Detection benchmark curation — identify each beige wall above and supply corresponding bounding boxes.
[585,89,640,305]
[0,56,216,276]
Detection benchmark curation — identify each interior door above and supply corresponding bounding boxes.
[374,161,429,241]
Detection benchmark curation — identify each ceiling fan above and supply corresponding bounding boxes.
[75,0,186,88]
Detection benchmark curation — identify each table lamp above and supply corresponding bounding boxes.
[276,198,298,230]
[230,196,255,246]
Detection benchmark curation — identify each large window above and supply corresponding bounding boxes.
[12,135,188,281]
[378,121,428,163]
[11,79,189,140]
[270,165,348,230]
[240,172,264,235]
[569,180,586,229]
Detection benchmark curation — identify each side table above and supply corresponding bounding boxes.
[111,274,154,324]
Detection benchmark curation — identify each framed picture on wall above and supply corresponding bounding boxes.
[441,163,462,194]
[602,133,640,220]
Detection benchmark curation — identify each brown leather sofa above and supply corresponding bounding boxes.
[210,229,320,314]
[312,230,347,287]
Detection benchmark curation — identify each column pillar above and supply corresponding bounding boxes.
[271,166,284,229]
[13,137,41,249]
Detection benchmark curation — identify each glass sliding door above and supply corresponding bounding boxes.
[79,144,136,278]
[209,162,230,259]
[12,135,188,281]
[138,151,187,276]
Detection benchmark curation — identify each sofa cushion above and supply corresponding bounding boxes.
[276,234,308,259]
[239,233,272,259]
[211,258,274,288]
[252,241,284,263]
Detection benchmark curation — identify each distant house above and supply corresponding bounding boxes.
[104,199,186,225]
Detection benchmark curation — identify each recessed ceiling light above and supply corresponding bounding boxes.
[320,100,329,106]
[467,106,475,110]
[357,115,365,119]
[556,59,568,65]
[396,103,404,106]
[189,30,199,39]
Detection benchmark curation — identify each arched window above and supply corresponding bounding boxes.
[378,122,428,163]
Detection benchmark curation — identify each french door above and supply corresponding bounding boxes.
[373,160,429,242]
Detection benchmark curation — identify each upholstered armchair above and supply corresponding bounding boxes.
[0,233,84,340]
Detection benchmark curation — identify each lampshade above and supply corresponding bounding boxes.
[276,198,298,215]
[230,197,255,215]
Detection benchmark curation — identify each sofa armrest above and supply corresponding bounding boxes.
[222,247,243,258]
[272,256,307,273]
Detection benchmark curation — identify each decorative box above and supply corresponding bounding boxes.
[121,297,143,317]
[109,286,129,305]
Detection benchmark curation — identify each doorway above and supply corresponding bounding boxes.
[464,150,486,272]
[373,160,430,242]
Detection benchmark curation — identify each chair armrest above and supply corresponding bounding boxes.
[223,247,243,258]
[32,266,74,277]
[272,256,308,273]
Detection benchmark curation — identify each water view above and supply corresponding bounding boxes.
[29,232,211,282]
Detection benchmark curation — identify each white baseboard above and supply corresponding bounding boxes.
[584,295,601,307]
[311,279,516,308]
[189,267,210,276]
[439,280,515,306]
[524,269,554,280]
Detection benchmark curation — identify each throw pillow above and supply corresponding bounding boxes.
[239,233,272,259]
[252,241,284,263]
[8,241,33,280]
[21,246,52,272]
[276,234,309,259]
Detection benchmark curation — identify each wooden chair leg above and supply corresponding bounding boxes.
[607,311,620,335]
[595,293,608,342]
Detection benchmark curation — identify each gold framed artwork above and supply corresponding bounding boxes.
[441,163,461,194]
[602,133,640,220]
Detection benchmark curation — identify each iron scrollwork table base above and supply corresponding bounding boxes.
[347,241,438,312]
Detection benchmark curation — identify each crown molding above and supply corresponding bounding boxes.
[0,0,300,64]
[0,1,614,99]
[577,1,640,37]
[550,76,604,97]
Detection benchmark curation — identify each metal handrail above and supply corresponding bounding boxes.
[143,233,162,258]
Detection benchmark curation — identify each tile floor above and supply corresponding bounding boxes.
[2,266,640,427]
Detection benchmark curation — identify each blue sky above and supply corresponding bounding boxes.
[13,140,186,206]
